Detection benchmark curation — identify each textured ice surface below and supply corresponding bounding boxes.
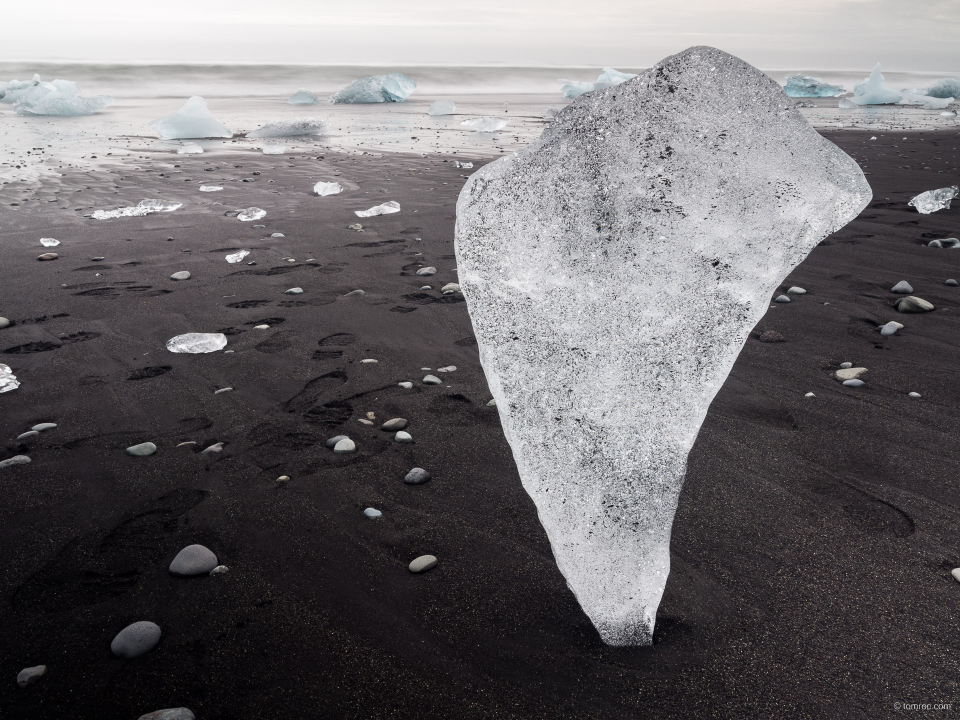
[355,201,400,217]
[908,186,958,214]
[851,64,902,105]
[92,199,182,220]
[0,363,19,393]
[455,46,871,646]
[237,207,266,221]
[247,118,327,138]
[897,93,953,109]
[288,88,319,105]
[461,117,509,132]
[177,142,203,154]
[149,97,232,139]
[314,181,343,196]
[925,78,960,99]
[40,238,60,247]
[329,73,416,103]
[7,76,112,116]
[428,99,456,115]
[783,74,845,97]
[166,333,227,354]
[225,250,250,263]
[0,75,42,103]
[559,68,637,98]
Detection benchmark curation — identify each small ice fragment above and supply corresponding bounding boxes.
[92,199,182,220]
[271,233,284,238]
[40,237,60,247]
[927,238,960,249]
[314,181,343,196]
[149,96,232,139]
[908,186,958,214]
[199,186,223,192]
[850,64,902,105]
[428,99,456,116]
[783,75,845,97]
[461,117,508,133]
[177,142,203,154]
[237,207,266,222]
[225,250,250,263]
[454,161,473,169]
[248,118,327,138]
[838,98,857,109]
[166,333,228,354]
[288,88,319,105]
[262,142,285,155]
[329,73,416,103]
[0,363,19,393]
[355,201,400,217]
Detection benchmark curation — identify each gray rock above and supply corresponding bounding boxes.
[786,286,806,294]
[398,381,413,389]
[17,665,46,688]
[415,267,437,276]
[842,379,865,387]
[0,317,10,329]
[890,280,913,294]
[909,392,921,398]
[209,565,229,575]
[333,438,356,454]
[773,295,790,303]
[381,418,408,431]
[839,362,853,369]
[138,708,196,720]
[284,287,304,295]
[37,253,58,261]
[404,467,431,485]
[169,544,219,576]
[0,455,31,469]
[879,321,902,336]
[437,365,457,372]
[946,279,958,287]
[125,442,157,457]
[422,375,442,385]
[363,508,382,519]
[836,367,867,381]
[343,289,365,297]
[31,423,56,432]
[441,283,461,293]
[17,431,39,441]
[201,442,224,455]
[110,621,161,658]
[170,271,191,280]
[325,435,349,448]
[409,555,438,573]
[894,296,934,313]
[394,431,413,443]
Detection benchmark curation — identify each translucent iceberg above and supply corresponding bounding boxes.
[925,78,960,99]
[177,142,203,154]
[0,363,19,393]
[783,74,845,97]
[0,75,42,103]
[288,88,319,105]
[314,181,343,196]
[237,207,266,221]
[428,99,456,116]
[851,64,902,105]
[166,333,228,354]
[559,68,637,99]
[898,93,953,109]
[247,118,327,138]
[461,117,508,133]
[455,45,871,646]
[355,201,400,217]
[908,186,958,214]
[92,199,182,220]
[149,97,232,139]
[225,250,250,263]
[9,76,112,116]
[329,73,416,104]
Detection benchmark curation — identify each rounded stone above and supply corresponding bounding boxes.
[946,279,958,287]
[423,375,442,385]
[804,392,816,398]
[170,271,191,281]
[773,294,790,303]
[37,253,59,261]
[360,358,378,364]
[842,379,865,388]
[839,362,853,369]
[325,435,349,448]
[952,568,960,583]
[169,544,219,576]
[835,367,867,381]
[110,621,161,658]
[333,438,356,454]
[398,382,413,389]
[126,442,157,457]
[415,267,437,276]
[284,287,304,295]
[404,467,431,485]
[409,555,438,573]
[138,708,196,720]
[441,283,461,293]
[879,322,900,336]
[17,665,46,688]
[381,418,408,431]
[0,317,10,329]
[394,431,413,443]
[786,286,806,294]
[0,455,31,469]
[32,423,57,432]
[363,508,382,519]
[209,565,229,575]
[437,365,457,372]
[894,296,934,313]
[890,280,913,294]
[17,431,39,441]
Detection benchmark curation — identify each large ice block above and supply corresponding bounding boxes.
[328,74,416,103]
[851,64,902,105]
[908,186,958,214]
[783,74,845,97]
[247,118,327,138]
[455,45,871,646]
[924,78,960,99]
[9,76,112,116]
[149,97,232,139]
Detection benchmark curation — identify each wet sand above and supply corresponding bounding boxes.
[1,130,959,719]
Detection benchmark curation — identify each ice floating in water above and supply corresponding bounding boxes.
[262,142,286,155]
[428,99,456,116]
[851,64,903,105]
[454,161,473,169]
[225,250,250,263]
[455,45,871,647]
[288,88,319,105]
[355,201,400,217]
[40,238,59,247]
[177,142,203,154]
[149,96,232,139]
[461,117,508,133]
[559,68,637,99]
[329,73,416,104]
[92,199,182,220]
[783,74,845,97]
[7,76,113,116]
[237,207,266,222]
[166,333,228,354]
[908,186,958,214]
[247,118,327,138]
[199,185,222,192]
[925,78,960,99]
[314,181,343,196]
[0,363,19,393]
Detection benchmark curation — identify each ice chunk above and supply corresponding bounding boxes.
[897,93,953,109]
[927,238,960,249]
[428,99,456,115]
[329,73,416,103]
[288,88,319,105]
[166,333,228,354]
[908,186,958,214]
[10,76,112,116]
[314,181,343,196]
[177,142,203,154]
[92,199,182,220]
[355,201,400,217]
[149,97,232,139]
[783,74,845,97]
[461,117,508,133]
[247,118,327,138]
[225,250,250,263]
[0,75,42,104]
[40,237,59,247]
[924,78,960,99]
[838,98,857,109]
[454,161,473,169]
[199,185,222,192]
[262,142,286,155]
[0,363,19,393]
[559,68,637,98]
[454,46,871,647]
[237,207,266,222]
[851,64,902,105]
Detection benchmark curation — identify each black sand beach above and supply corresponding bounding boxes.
[1,130,959,719]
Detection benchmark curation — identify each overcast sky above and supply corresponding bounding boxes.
[3,0,958,70]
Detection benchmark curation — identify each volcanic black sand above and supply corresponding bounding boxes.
[1,131,959,719]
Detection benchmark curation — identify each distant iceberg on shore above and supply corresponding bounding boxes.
[247,118,327,138]
[2,75,113,116]
[783,74,845,97]
[558,68,637,99]
[149,96,232,139]
[329,73,416,103]
[924,78,960,99]
[288,88,319,105]
[845,63,956,108]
